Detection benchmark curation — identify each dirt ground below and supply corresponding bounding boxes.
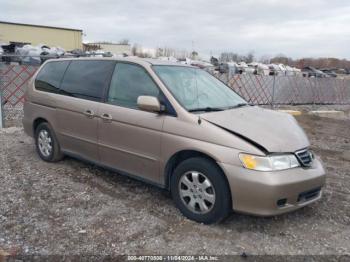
[0,110,349,258]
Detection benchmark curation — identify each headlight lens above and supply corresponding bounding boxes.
[239,153,300,171]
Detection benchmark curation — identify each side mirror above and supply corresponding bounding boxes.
[137,96,164,113]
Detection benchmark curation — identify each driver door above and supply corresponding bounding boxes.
[98,62,165,184]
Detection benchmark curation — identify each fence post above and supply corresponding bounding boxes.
[0,64,3,128]
[227,67,231,85]
[312,78,316,110]
[0,89,3,129]
[271,74,276,109]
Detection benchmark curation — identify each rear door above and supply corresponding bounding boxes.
[98,62,166,184]
[55,60,115,162]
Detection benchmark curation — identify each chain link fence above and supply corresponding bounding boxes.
[0,63,38,107]
[213,72,350,106]
[0,62,38,127]
[1,60,350,127]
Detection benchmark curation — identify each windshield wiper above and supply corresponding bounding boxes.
[188,107,224,112]
[225,103,250,109]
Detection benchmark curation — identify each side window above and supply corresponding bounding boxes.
[35,61,69,93]
[60,60,116,102]
[108,63,160,109]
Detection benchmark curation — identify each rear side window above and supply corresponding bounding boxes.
[108,63,160,108]
[35,61,69,93]
[60,60,116,102]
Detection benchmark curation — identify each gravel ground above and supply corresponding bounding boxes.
[0,109,349,258]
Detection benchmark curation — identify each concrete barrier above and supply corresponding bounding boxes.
[308,110,346,119]
[277,110,302,116]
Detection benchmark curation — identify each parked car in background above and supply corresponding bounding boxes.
[218,62,238,75]
[246,62,270,76]
[334,68,348,75]
[320,68,337,78]
[237,61,249,74]
[256,63,270,76]
[23,57,326,224]
[246,63,257,74]
[278,64,287,75]
[285,65,294,76]
[293,67,303,77]
[302,66,328,78]
[1,43,23,64]
[268,64,280,76]
[210,56,219,66]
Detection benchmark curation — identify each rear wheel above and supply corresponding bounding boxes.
[35,122,63,162]
[171,157,231,224]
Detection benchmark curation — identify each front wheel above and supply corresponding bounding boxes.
[171,157,231,224]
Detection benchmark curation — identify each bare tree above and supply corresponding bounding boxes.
[156,48,164,57]
[118,39,130,45]
[259,55,271,64]
[219,52,239,62]
[191,51,198,59]
[268,56,350,69]
[246,51,255,63]
[131,44,139,56]
[270,54,293,65]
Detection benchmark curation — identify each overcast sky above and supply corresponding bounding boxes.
[2,0,350,59]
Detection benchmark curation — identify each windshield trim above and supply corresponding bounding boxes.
[151,65,247,113]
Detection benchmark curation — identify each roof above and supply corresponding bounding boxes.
[143,58,193,66]
[0,21,82,32]
[45,57,194,67]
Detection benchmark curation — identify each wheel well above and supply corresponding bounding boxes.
[33,118,47,133]
[164,150,223,190]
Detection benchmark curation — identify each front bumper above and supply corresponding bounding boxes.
[220,158,326,216]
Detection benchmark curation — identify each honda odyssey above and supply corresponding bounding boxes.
[23,58,326,224]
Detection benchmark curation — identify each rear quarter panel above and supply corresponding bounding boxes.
[23,65,59,137]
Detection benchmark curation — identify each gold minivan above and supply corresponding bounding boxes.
[23,57,326,224]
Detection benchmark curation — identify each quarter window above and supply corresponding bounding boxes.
[60,60,116,101]
[108,63,160,108]
[35,61,69,93]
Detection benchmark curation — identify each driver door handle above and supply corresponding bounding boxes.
[101,113,113,123]
[84,109,95,118]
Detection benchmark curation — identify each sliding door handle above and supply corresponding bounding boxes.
[101,113,113,122]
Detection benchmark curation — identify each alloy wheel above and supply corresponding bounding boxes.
[178,171,216,214]
[38,130,53,157]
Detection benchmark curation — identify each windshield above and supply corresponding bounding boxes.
[152,66,247,112]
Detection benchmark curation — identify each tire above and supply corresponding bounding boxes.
[171,157,231,224]
[35,122,63,162]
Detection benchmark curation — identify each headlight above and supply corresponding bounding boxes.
[239,153,300,171]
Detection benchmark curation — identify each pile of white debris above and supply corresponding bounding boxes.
[0,43,66,65]
[16,44,65,64]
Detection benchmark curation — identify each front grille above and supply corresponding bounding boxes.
[298,187,321,202]
[295,148,313,167]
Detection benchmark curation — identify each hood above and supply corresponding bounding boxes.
[200,106,309,153]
